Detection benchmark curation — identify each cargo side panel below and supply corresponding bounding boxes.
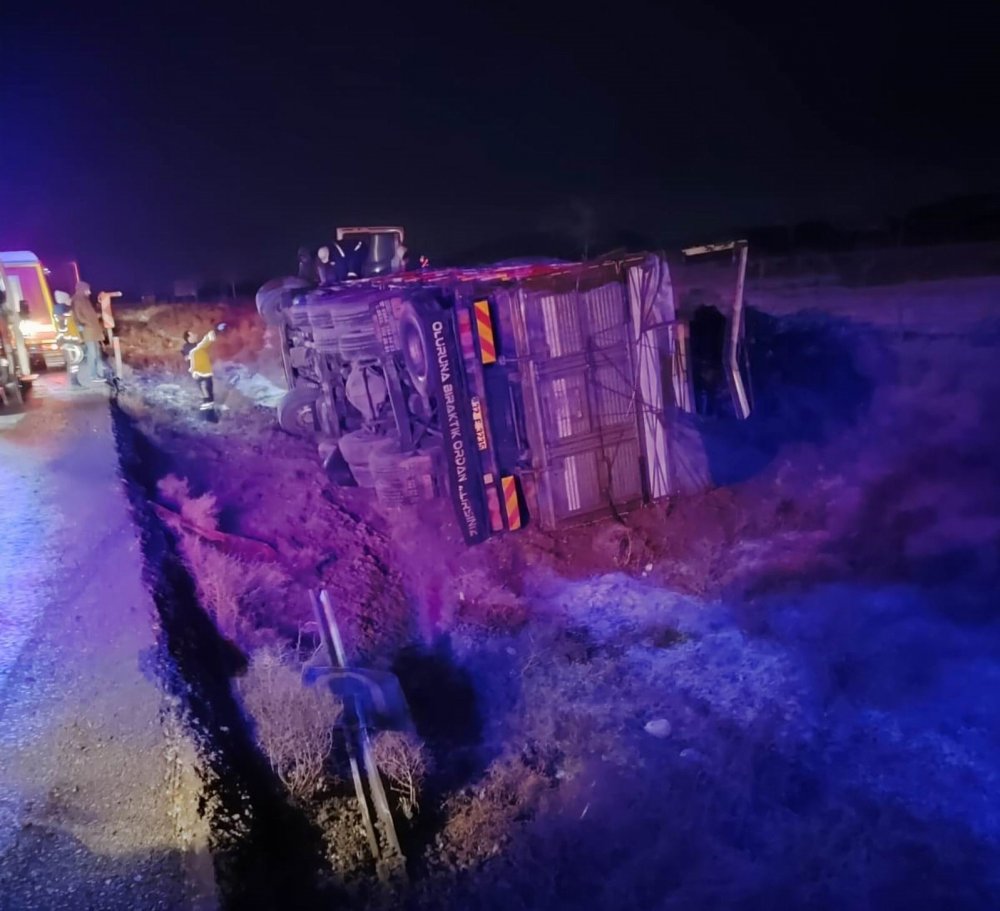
[516,273,645,528]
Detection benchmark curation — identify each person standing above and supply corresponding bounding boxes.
[69,281,104,385]
[181,323,226,422]
[297,247,317,282]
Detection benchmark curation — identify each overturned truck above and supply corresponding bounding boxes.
[257,231,751,544]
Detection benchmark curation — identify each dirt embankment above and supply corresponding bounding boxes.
[112,288,1000,910]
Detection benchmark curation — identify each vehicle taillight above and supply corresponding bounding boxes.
[484,479,504,533]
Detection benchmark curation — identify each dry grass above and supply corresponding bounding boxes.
[454,567,530,633]
[158,472,286,644]
[157,473,193,507]
[437,754,550,869]
[157,474,221,529]
[180,535,285,644]
[371,730,431,820]
[238,645,342,801]
[180,492,220,530]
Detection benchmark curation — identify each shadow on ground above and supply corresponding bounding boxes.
[0,822,201,910]
[687,308,885,489]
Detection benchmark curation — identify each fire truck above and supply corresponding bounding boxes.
[257,229,750,544]
[0,251,66,372]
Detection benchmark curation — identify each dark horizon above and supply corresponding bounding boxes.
[2,1,998,293]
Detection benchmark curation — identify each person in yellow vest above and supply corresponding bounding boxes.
[181,323,227,422]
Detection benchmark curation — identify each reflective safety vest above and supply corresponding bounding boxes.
[188,331,215,377]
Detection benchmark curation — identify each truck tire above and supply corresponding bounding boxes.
[398,303,432,397]
[337,429,382,488]
[338,330,383,362]
[277,385,321,438]
[306,291,373,329]
[256,276,311,326]
[311,326,342,353]
[369,437,442,507]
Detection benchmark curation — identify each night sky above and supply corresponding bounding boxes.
[2,1,998,293]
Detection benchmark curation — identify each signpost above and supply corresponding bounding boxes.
[99,291,123,380]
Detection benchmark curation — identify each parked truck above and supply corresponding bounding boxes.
[0,251,66,371]
[257,230,750,544]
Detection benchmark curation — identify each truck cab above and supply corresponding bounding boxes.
[0,251,65,370]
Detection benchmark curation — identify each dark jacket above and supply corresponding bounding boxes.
[70,282,103,343]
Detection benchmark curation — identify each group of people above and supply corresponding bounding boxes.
[52,280,225,421]
[295,237,428,286]
[53,280,113,387]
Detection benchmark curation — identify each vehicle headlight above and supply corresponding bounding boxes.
[18,319,51,338]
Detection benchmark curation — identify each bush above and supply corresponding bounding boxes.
[372,730,431,820]
[180,535,285,644]
[157,473,192,508]
[157,473,220,529]
[239,646,342,801]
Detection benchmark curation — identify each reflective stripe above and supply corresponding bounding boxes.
[474,299,496,364]
[199,402,215,410]
[501,475,521,531]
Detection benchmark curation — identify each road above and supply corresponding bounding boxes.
[0,375,213,910]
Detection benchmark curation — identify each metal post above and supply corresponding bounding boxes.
[726,242,752,420]
[112,336,123,379]
[315,589,408,882]
[310,590,381,861]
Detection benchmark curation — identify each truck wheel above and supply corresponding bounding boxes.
[399,304,431,396]
[256,276,311,326]
[369,437,442,507]
[338,330,382,362]
[277,385,320,437]
[337,429,382,487]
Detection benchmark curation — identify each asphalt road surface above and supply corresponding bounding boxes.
[0,375,213,910]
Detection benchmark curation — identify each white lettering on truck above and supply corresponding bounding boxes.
[432,318,478,538]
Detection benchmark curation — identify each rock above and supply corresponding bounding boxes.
[644,718,672,738]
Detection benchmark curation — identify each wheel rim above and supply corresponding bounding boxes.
[280,387,320,437]
[400,311,431,395]
[296,402,316,431]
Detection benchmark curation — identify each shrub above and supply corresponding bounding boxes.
[157,473,192,507]
[179,491,220,530]
[372,730,431,820]
[180,535,285,644]
[157,473,220,530]
[238,646,342,801]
